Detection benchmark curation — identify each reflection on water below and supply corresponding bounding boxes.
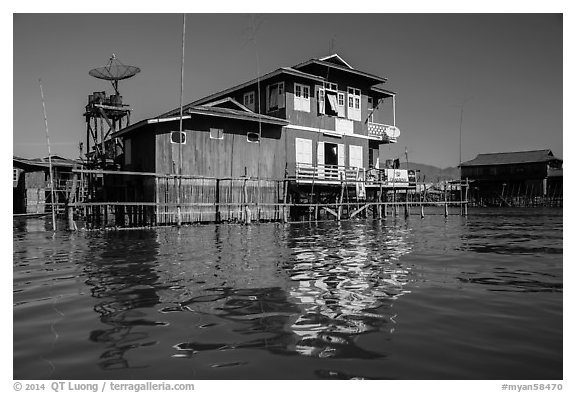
[83,231,165,371]
[13,210,563,379]
[283,223,412,358]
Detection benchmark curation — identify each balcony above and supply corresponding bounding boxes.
[367,122,400,143]
[295,164,416,189]
[296,164,364,184]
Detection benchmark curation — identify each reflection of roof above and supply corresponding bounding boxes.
[13,156,81,169]
[460,150,561,167]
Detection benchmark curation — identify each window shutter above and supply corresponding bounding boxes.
[337,143,345,169]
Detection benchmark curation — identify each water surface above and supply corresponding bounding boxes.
[13,208,563,379]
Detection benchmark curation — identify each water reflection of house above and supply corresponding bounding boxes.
[285,223,413,358]
[13,156,83,214]
[459,149,562,205]
[84,231,163,371]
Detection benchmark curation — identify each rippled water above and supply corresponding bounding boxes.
[13,208,562,379]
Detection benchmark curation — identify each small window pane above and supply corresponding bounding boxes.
[210,128,224,140]
[247,132,260,143]
[171,131,186,144]
[295,84,301,97]
[303,86,309,99]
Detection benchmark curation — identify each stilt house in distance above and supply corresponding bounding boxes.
[459,149,562,205]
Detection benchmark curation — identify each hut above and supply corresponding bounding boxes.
[459,149,562,206]
[13,156,84,215]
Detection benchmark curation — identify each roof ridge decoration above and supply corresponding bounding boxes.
[319,54,354,69]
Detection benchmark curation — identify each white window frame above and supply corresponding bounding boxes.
[347,87,361,121]
[247,132,260,143]
[294,83,310,112]
[325,82,338,91]
[243,91,255,111]
[349,145,363,169]
[317,86,326,115]
[170,131,186,144]
[266,82,285,112]
[210,128,224,140]
[295,137,313,167]
[337,92,346,117]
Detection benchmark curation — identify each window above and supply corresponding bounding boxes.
[347,87,361,121]
[325,82,338,91]
[210,128,224,140]
[247,132,260,143]
[243,91,255,111]
[295,138,313,166]
[349,145,363,169]
[13,168,19,183]
[294,83,310,112]
[170,131,186,144]
[317,87,325,114]
[337,92,346,117]
[266,82,285,112]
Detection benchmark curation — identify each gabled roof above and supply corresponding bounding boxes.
[459,150,561,167]
[319,54,354,69]
[293,54,387,85]
[159,67,324,118]
[13,155,81,169]
[112,104,288,139]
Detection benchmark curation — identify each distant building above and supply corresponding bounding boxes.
[13,156,82,214]
[459,149,562,205]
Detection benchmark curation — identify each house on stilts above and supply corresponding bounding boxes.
[86,54,412,226]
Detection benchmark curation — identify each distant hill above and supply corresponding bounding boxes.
[397,162,460,183]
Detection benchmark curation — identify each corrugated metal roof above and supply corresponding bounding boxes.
[459,150,560,167]
[186,105,289,126]
[13,155,81,169]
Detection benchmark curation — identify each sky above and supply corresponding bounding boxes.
[12,12,564,169]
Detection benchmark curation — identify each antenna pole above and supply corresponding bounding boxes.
[177,13,186,227]
[39,79,57,232]
[459,103,464,166]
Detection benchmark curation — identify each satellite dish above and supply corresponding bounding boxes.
[89,54,140,94]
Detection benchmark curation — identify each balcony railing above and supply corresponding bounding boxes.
[295,164,416,188]
[367,122,400,143]
[296,164,364,183]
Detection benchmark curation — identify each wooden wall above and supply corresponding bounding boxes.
[153,116,287,180]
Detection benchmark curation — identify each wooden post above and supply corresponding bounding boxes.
[338,172,345,221]
[378,182,383,219]
[243,178,251,224]
[464,178,469,216]
[444,182,448,218]
[282,180,289,223]
[67,173,78,231]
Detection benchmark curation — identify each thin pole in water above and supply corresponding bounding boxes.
[39,79,57,232]
[177,13,186,227]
